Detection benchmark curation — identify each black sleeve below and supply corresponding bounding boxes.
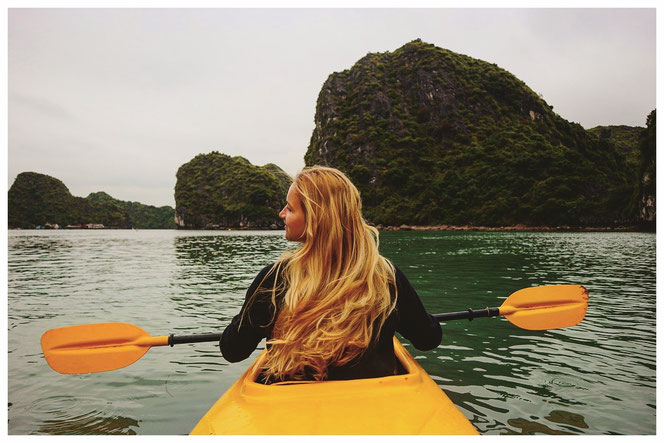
[219,263,279,362]
[393,264,443,350]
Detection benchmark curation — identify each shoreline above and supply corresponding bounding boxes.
[376,224,653,232]
[9,224,654,233]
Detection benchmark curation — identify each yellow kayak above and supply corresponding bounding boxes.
[191,337,478,435]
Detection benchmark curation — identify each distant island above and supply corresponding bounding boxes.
[8,172,176,229]
[174,152,291,229]
[8,40,656,231]
[8,152,293,231]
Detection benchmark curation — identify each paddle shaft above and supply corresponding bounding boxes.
[434,307,500,322]
[167,308,500,346]
[164,310,493,347]
[168,333,222,346]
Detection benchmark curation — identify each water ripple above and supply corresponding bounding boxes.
[26,395,139,435]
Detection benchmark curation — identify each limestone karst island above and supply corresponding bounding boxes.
[8,41,656,231]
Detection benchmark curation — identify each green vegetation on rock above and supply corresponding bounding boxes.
[174,152,292,229]
[587,125,643,167]
[635,110,656,225]
[305,39,650,227]
[8,172,175,229]
[86,191,176,229]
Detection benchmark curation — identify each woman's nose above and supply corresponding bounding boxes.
[279,207,286,219]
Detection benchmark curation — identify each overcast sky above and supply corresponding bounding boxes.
[7,7,657,208]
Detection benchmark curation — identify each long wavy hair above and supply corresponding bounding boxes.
[248,166,397,381]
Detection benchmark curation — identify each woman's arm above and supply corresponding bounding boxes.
[219,263,279,362]
[393,264,443,351]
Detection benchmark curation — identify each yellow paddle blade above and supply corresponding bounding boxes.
[499,285,589,330]
[40,322,169,374]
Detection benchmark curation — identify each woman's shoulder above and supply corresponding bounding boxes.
[252,260,288,286]
[257,262,278,275]
[385,259,407,281]
[254,261,279,278]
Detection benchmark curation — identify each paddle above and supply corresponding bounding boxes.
[434,284,588,330]
[40,323,222,375]
[41,284,588,374]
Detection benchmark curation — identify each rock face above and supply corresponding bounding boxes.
[174,152,291,229]
[8,172,80,228]
[8,172,175,229]
[305,39,644,227]
[636,110,656,226]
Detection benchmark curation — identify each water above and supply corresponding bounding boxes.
[7,229,656,435]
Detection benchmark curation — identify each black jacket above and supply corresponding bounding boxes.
[219,262,442,381]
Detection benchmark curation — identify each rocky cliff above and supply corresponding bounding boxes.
[635,110,656,226]
[174,152,291,229]
[305,39,645,227]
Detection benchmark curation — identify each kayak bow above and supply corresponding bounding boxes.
[190,337,478,435]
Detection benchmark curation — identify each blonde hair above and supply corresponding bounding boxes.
[252,166,397,381]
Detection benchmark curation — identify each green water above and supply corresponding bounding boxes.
[7,230,656,435]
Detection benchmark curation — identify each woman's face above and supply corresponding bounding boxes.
[279,185,306,242]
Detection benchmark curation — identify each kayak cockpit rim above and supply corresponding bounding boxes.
[238,337,424,397]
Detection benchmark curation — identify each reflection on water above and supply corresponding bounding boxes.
[499,410,588,435]
[29,395,139,435]
[546,410,589,429]
[8,230,656,435]
[505,418,572,435]
[169,233,290,334]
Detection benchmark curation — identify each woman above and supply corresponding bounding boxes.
[219,166,441,382]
